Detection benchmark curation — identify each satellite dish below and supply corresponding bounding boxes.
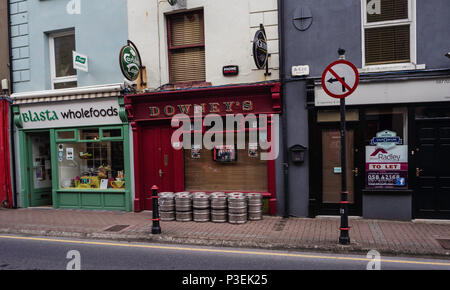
[168,0,177,6]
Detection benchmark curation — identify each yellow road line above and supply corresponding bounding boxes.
[0,234,449,267]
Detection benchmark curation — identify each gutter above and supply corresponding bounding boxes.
[277,0,290,218]
[7,0,18,208]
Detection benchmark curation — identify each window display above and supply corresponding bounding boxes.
[364,108,408,189]
[57,127,125,190]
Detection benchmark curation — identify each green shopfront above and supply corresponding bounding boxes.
[11,85,132,211]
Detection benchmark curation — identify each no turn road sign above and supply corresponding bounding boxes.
[321,60,359,99]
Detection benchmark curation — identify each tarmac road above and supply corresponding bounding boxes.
[0,234,449,271]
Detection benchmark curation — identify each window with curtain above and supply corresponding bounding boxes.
[167,9,205,83]
[363,0,412,65]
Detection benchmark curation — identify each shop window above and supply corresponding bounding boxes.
[102,128,122,139]
[79,128,100,141]
[364,108,407,145]
[56,130,76,141]
[364,108,408,189]
[58,141,125,190]
[415,107,450,120]
[167,9,205,83]
[49,30,77,89]
[362,0,415,66]
[317,110,359,123]
[57,127,125,190]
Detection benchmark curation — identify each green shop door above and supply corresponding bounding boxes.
[26,132,52,207]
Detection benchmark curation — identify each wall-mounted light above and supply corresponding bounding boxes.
[168,0,177,6]
[445,52,450,59]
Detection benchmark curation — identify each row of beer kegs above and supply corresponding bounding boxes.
[158,192,264,224]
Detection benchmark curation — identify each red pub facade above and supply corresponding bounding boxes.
[125,82,281,214]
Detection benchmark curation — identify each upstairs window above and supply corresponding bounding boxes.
[167,9,205,83]
[363,0,415,66]
[49,30,77,89]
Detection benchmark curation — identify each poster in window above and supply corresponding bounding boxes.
[214,145,237,163]
[248,143,258,158]
[191,144,201,159]
[365,145,408,188]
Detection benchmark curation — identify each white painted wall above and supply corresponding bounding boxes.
[127,0,279,89]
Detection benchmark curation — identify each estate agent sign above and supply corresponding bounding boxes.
[366,130,408,188]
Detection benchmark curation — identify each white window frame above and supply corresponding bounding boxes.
[360,0,423,73]
[49,30,77,89]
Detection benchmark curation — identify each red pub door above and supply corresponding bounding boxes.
[141,124,183,210]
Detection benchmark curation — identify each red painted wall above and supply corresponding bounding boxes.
[126,82,281,214]
[0,99,12,208]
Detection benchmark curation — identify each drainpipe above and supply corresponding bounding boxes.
[277,0,290,218]
[7,0,18,208]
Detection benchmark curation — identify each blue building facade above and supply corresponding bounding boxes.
[10,0,128,93]
[9,0,133,211]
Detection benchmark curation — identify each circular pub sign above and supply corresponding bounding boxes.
[253,26,268,69]
[119,45,141,81]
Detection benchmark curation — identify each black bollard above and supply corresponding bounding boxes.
[151,185,161,234]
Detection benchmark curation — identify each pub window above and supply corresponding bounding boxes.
[167,9,206,83]
[363,0,415,66]
[184,117,268,192]
[49,30,77,89]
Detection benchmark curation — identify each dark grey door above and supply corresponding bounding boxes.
[414,120,450,218]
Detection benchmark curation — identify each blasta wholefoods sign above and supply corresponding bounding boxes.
[19,98,122,129]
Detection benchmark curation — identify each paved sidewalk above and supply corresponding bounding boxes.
[1,208,450,258]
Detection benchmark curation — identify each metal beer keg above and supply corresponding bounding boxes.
[175,211,193,222]
[193,193,210,209]
[193,209,210,222]
[211,209,227,223]
[158,192,175,221]
[175,192,192,221]
[193,193,210,222]
[210,192,227,210]
[228,194,247,224]
[247,193,263,221]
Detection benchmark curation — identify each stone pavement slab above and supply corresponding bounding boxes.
[0,208,450,258]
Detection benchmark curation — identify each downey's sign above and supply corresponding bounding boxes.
[19,97,122,129]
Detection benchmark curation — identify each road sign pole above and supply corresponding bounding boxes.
[321,49,359,245]
[337,48,350,245]
[339,97,350,245]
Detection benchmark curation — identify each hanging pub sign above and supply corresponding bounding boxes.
[119,41,142,81]
[252,24,268,69]
[366,130,408,188]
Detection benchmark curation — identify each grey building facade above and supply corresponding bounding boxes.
[277,0,450,220]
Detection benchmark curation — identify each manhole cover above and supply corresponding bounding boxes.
[273,220,286,232]
[104,225,129,232]
[436,239,450,250]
